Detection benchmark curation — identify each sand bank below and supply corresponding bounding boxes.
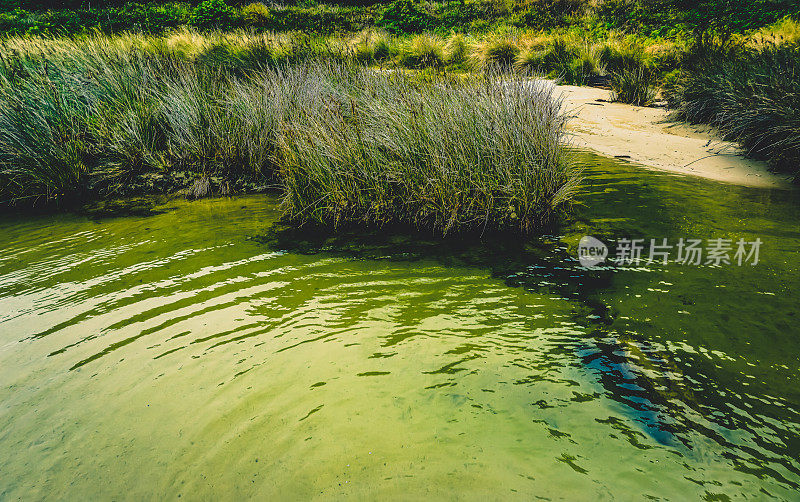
[556,85,793,189]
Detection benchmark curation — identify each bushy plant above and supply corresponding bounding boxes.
[444,33,469,66]
[436,1,486,31]
[0,34,579,230]
[278,64,577,234]
[399,34,445,68]
[473,36,519,72]
[241,2,272,27]
[671,41,800,179]
[190,0,234,30]
[378,0,432,35]
[0,70,91,203]
[349,29,396,63]
[610,66,656,106]
[516,35,603,84]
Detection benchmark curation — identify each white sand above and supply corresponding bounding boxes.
[555,85,794,189]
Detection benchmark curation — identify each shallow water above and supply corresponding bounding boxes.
[1,153,799,499]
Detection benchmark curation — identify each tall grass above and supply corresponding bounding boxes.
[473,36,520,72]
[399,34,445,69]
[517,34,605,84]
[0,33,578,234]
[670,41,800,179]
[278,65,577,234]
[610,67,656,106]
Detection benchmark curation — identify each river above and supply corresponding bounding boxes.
[1,152,798,499]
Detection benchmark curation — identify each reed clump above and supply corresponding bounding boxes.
[670,40,800,180]
[0,32,578,234]
[278,65,577,234]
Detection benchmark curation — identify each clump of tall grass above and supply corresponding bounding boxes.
[748,17,800,48]
[349,29,396,64]
[472,36,520,72]
[0,36,285,202]
[0,34,578,233]
[597,37,654,74]
[444,33,469,66]
[516,35,604,84]
[594,36,658,104]
[0,68,91,203]
[278,64,578,234]
[399,34,445,69]
[670,41,800,179]
[610,66,656,106]
[241,2,272,27]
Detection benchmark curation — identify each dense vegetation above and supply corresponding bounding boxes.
[0,33,577,233]
[0,0,796,37]
[668,33,800,179]
[0,0,797,224]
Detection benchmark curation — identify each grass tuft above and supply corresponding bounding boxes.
[399,34,445,69]
[473,37,520,73]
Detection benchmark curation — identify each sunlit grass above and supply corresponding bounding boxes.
[0,33,578,234]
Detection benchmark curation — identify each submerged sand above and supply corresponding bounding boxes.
[556,85,793,189]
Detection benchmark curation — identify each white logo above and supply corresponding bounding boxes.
[578,236,608,267]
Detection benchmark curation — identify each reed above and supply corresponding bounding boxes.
[671,41,800,179]
[277,63,578,234]
[0,33,578,234]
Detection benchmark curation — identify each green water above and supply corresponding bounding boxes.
[1,153,799,499]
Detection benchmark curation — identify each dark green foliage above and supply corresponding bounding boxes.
[0,3,191,35]
[511,0,584,29]
[268,5,365,34]
[377,0,432,34]
[190,0,233,29]
[0,0,795,37]
[435,2,486,31]
[599,0,800,37]
[106,3,190,32]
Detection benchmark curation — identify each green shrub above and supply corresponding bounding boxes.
[378,0,432,35]
[190,0,234,30]
[268,5,362,34]
[435,1,486,31]
[0,8,35,35]
[39,8,98,34]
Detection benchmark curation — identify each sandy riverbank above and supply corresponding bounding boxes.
[555,85,794,189]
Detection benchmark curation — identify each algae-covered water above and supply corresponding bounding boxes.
[1,153,799,499]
